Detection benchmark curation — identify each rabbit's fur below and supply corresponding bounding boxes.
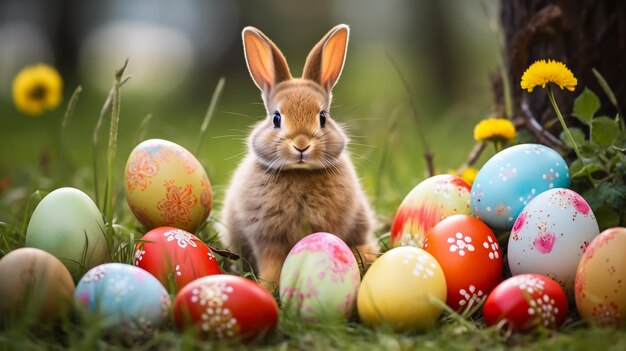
[220,24,379,291]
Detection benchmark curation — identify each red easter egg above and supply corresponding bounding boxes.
[391,175,471,247]
[173,275,279,339]
[134,227,221,291]
[424,215,502,311]
[484,274,568,332]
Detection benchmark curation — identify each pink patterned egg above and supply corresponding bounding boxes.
[125,139,212,232]
[391,175,471,247]
[279,232,360,322]
[576,227,626,326]
[508,188,599,298]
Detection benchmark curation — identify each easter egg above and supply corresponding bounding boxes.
[483,274,568,331]
[471,144,569,231]
[279,232,360,322]
[0,248,75,323]
[575,227,626,326]
[508,188,599,298]
[423,215,502,311]
[125,139,212,233]
[134,226,221,291]
[26,187,108,279]
[75,263,170,335]
[391,175,471,247]
[357,246,446,332]
[173,275,279,339]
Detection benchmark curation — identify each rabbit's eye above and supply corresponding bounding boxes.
[273,112,281,128]
[320,112,327,128]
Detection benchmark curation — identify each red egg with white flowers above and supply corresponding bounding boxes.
[424,215,502,311]
[134,227,221,292]
[483,274,568,332]
[173,275,279,339]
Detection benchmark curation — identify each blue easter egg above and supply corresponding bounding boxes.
[75,263,170,335]
[470,144,569,231]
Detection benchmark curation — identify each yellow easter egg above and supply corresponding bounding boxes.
[575,227,626,326]
[357,246,447,332]
[124,139,212,233]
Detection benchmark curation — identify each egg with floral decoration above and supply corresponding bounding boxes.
[357,246,446,332]
[26,187,108,280]
[173,275,278,339]
[484,274,568,332]
[134,227,221,292]
[575,227,626,326]
[75,263,170,336]
[508,188,599,298]
[125,139,212,233]
[471,143,569,231]
[279,232,360,322]
[0,248,75,323]
[423,215,502,312]
[391,175,471,247]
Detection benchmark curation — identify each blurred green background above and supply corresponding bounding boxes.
[0,0,499,226]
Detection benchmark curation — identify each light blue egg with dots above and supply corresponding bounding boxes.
[470,144,569,231]
[75,263,170,335]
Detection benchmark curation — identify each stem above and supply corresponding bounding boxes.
[546,85,596,187]
[105,59,129,240]
[59,85,82,181]
[387,53,435,176]
[195,77,226,155]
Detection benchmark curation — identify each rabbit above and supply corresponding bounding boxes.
[219,24,379,291]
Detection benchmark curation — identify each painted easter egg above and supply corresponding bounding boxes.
[26,187,108,280]
[575,227,626,326]
[279,232,360,322]
[423,215,502,312]
[134,226,221,292]
[391,175,471,247]
[483,274,568,331]
[0,248,75,323]
[357,246,446,332]
[75,263,170,335]
[508,188,599,298]
[173,275,279,339]
[471,144,569,231]
[125,139,212,233]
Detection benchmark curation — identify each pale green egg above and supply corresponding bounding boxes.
[26,187,108,280]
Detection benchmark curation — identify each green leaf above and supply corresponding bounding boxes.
[584,181,626,210]
[569,158,605,179]
[591,116,620,147]
[559,128,586,150]
[592,68,619,108]
[592,204,620,229]
[573,88,600,125]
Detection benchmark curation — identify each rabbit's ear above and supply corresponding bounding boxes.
[303,24,349,91]
[242,27,291,94]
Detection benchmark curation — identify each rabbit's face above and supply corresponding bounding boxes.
[249,80,346,171]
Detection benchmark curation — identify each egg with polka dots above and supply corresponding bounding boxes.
[357,247,447,332]
[471,144,569,231]
[508,188,599,299]
[424,215,503,312]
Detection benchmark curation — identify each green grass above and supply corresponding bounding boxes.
[1,65,625,350]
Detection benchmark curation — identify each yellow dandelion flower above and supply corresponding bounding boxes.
[12,64,63,116]
[460,167,478,186]
[473,118,516,142]
[520,59,577,93]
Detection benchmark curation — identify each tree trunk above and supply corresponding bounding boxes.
[498,0,626,147]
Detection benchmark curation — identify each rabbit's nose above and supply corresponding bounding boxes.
[293,144,311,153]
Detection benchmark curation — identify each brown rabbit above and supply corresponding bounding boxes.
[219,24,379,291]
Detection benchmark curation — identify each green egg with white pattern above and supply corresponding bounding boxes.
[279,232,361,322]
[26,187,108,280]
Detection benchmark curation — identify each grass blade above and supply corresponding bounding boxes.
[59,85,82,182]
[195,77,226,155]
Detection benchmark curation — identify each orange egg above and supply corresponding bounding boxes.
[424,214,503,311]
